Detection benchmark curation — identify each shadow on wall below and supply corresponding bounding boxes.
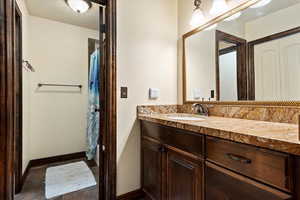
[35,87,83,94]
[117,119,141,196]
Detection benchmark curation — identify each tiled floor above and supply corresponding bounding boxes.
[15,159,99,200]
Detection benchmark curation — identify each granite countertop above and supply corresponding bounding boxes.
[138,113,300,156]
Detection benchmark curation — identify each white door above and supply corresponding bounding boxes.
[254,40,281,101]
[279,33,300,100]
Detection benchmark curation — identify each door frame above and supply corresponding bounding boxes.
[215,30,247,101]
[0,0,15,199]
[14,2,23,194]
[0,0,117,199]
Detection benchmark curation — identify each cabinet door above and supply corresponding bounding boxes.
[166,148,203,200]
[142,138,163,200]
[205,162,292,200]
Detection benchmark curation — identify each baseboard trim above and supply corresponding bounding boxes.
[21,152,86,190]
[117,189,145,200]
[29,151,86,167]
[20,162,32,193]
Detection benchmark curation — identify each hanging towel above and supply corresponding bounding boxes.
[86,49,100,160]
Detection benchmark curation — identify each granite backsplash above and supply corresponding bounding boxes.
[137,104,300,124]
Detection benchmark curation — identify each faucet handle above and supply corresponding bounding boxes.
[192,103,209,116]
[201,104,209,116]
[192,103,202,114]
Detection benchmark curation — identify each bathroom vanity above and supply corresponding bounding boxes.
[139,113,300,200]
[139,0,300,199]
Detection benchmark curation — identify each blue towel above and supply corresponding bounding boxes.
[86,49,100,160]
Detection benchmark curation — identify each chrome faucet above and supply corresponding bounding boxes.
[192,103,209,116]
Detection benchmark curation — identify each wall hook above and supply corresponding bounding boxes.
[22,60,35,72]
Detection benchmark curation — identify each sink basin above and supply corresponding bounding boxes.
[167,116,205,121]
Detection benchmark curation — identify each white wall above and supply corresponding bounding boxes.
[117,0,178,195]
[27,16,98,160]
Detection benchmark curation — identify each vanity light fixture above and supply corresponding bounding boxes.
[224,11,242,21]
[65,0,92,13]
[250,0,272,8]
[210,0,229,16]
[190,0,206,28]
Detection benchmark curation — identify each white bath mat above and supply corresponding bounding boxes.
[45,161,97,199]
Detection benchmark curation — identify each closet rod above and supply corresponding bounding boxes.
[38,83,82,88]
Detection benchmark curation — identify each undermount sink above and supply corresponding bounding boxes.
[167,116,205,121]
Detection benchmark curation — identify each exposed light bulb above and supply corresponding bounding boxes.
[210,0,229,16]
[224,12,242,21]
[190,8,206,28]
[66,0,92,13]
[204,24,218,31]
[250,0,272,8]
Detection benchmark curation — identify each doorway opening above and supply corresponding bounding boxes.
[0,0,116,199]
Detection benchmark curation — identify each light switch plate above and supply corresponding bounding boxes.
[149,88,160,99]
[211,90,215,99]
[121,87,128,98]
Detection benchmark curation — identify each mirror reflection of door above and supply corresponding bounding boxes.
[216,30,247,101]
[254,32,300,101]
[219,41,238,101]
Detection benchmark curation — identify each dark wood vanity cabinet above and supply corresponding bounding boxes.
[142,138,203,200]
[141,122,204,200]
[141,121,297,200]
[142,139,164,200]
[205,162,292,200]
[166,149,203,200]
[206,136,293,192]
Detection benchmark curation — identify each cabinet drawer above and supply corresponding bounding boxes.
[141,121,204,157]
[206,136,293,192]
[205,162,292,200]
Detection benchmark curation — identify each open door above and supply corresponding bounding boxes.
[99,0,117,198]
[14,3,23,194]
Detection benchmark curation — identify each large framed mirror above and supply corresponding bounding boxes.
[183,0,300,105]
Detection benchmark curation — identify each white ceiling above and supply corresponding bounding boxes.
[25,0,100,30]
[237,0,300,23]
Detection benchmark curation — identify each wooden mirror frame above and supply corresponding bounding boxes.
[182,0,300,106]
